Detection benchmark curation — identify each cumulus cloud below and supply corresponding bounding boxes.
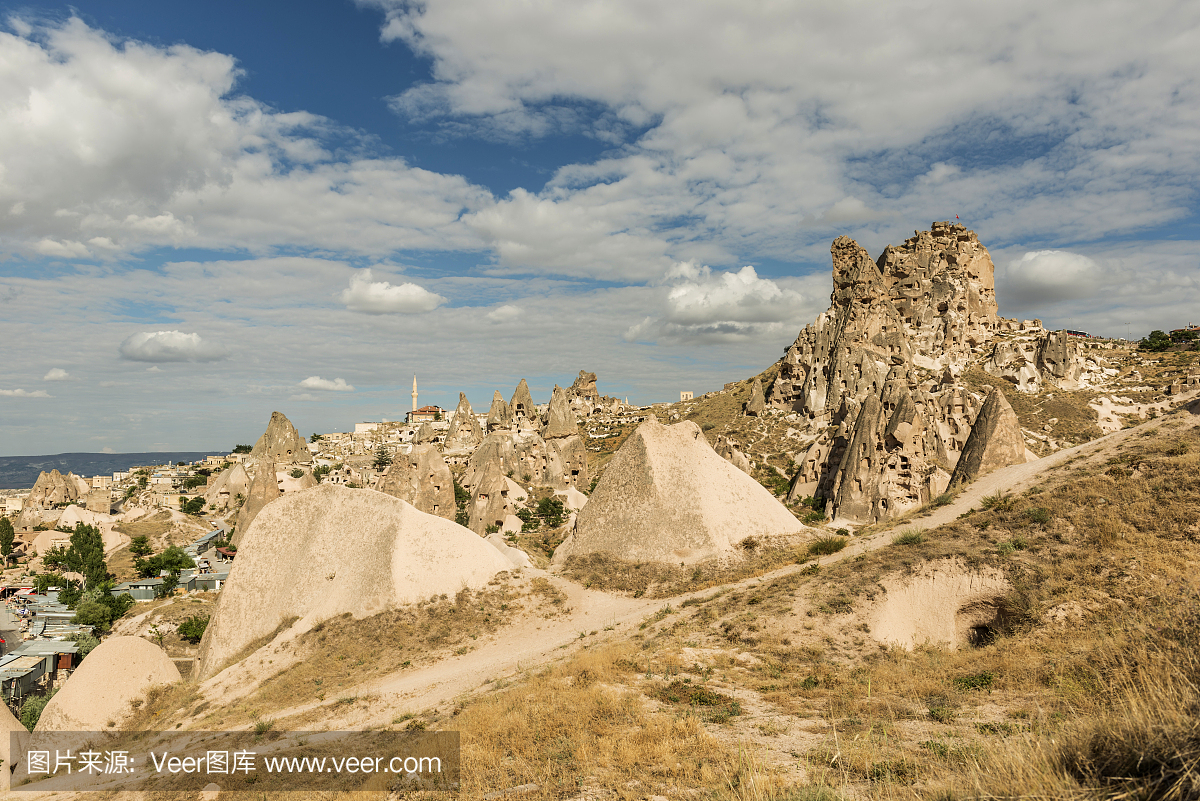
[626,264,825,344]
[1001,250,1102,308]
[299,376,355,392]
[43,368,69,381]
[0,388,51,398]
[0,17,492,259]
[486,304,522,322]
[118,331,229,363]
[339,269,447,314]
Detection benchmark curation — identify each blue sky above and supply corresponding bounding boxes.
[1,0,1198,455]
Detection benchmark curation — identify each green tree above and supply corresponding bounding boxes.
[155,573,178,599]
[19,689,56,731]
[177,615,210,643]
[73,599,114,630]
[182,474,207,491]
[232,444,252,454]
[63,523,107,588]
[68,633,99,659]
[289,468,304,479]
[1140,330,1173,352]
[136,546,194,578]
[180,496,206,515]
[310,433,322,442]
[313,464,332,482]
[373,445,393,471]
[0,516,14,558]
[536,497,566,528]
[129,535,152,557]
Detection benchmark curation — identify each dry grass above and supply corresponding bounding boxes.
[240,586,521,721]
[451,642,799,800]
[560,542,809,599]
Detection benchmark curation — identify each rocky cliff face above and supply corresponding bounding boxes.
[250,411,311,464]
[771,223,1049,525]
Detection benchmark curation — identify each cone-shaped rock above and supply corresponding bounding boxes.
[0,700,27,791]
[486,390,512,431]
[379,444,455,519]
[444,393,483,451]
[36,636,180,734]
[204,461,251,511]
[196,484,512,679]
[950,388,1027,486]
[542,384,578,438]
[233,460,280,547]
[510,379,535,423]
[745,378,767,416]
[554,419,805,565]
[714,435,752,474]
[250,411,311,464]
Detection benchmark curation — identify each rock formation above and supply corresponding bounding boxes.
[554,419,805,565]
[36,636,180,733]
[413,421,437,444]
[443,393,483,452]
[232,460,280,547]
[768,223,1051,524]
[204,462,252,511]
[462,429,588,492]
[0,701,27,791]
[745,378,767,416]
[509,379,536,427]
[949,388,1028,486]
[196,484,512,679]
[378,444,455,519]
[714,435,752,474]
[466,459,522,535]
[542,385,578,438]
[250,411,311,464]
[485,390,512,431]
[25,469,88,508]
[569,371,599,402]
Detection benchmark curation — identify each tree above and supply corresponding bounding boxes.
[0,516,14,559]
[19,689,55,731]
[182,474,207,491]
[177,615,210,643]
[1140,330,1172,352]
[62,523,107,588]
[180,496,206,515]
[310,433,322,442]
[68,633,99,659]
[373,445,393,471]
[289,468,304,479]
[155,573,178,599]
[232,444,252,454]
[129,535,152,557]
[136,545,194,578]
[536,497,566,528]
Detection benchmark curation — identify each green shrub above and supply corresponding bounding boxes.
[178,615,210,643]
[932,492,953,507]
[892,529,925,546]
[19,689,56,731]
[808,537,848,557]
[981,492,1012,511]
[289,468,304,479]
[1024,507,1052,525]
[953,671,996,691]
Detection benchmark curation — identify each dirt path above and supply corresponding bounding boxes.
[182,399,1200,731]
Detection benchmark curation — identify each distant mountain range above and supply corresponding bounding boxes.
[0,452,226,489]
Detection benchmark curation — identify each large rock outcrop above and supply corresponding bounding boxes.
[444,393,483,452]
[0,702,27,791]
[554,419,806,565]
[250,411,311,464]
[197,485,512,678]
[765,223,1046,524]
[949,388,1028,486]
[378,444,455,519]
[232,460,280,547]
[462,429,588,493]
[203,462,252,511]
[542,385,578,438]
[569,371,599,402]
[745,378,767,416]
[36,636,180,732]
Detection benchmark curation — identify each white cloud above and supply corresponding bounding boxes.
[626,264,825,344]
[1001,250,1102,307]
[0,18,492,259]
[0,388,51,398]
[145,366,161,373]
[339,269,446,314]
[299,376,355,392]
[118,331,229,362]
[486,304,521,322]
[101,446,115,454]
[43,368,69,381]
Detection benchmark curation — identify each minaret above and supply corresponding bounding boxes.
[411,375,418,412]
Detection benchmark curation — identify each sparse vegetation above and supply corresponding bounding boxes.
[807,537,848,557]
[892,528,926,546]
